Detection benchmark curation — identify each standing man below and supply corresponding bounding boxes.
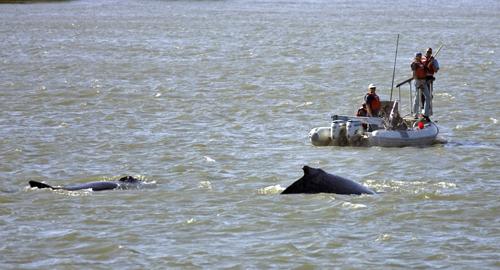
[411,52,430,120]
[364,84,381,117]
[423,47,440,115]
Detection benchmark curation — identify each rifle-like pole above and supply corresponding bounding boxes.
[426,44,443,116]
[433,44,444,58]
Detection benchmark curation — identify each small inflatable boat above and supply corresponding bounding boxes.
[309,71,446,148]
[309,100,440,147]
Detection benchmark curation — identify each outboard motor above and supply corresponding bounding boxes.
[331,120,347,146]
[346,119,364,145]
[309,127,332,146]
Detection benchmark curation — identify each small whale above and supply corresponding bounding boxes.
[28,176,144,191]
[281,166,375,195]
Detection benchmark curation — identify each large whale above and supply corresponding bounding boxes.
[281,166,375,195]
[28,176,144,191]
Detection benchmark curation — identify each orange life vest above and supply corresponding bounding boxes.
[412,61,427,79]
[423,56,437,75]
[356,106,367,117]
[364,93,381,113]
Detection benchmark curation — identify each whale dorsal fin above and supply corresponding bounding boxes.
[29,180,58,190]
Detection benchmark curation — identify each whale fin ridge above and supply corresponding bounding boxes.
[28,180,58,190]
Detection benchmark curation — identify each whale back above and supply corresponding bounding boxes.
[281,166,375,195]
[62,181,119,191]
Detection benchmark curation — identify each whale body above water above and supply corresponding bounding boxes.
[28,176,144,191]
[281,166,375,195]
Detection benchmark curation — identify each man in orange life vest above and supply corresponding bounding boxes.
[364,84,381,117]
[422,47,440,115]
[411,52,431,120]
[423,47,440,84]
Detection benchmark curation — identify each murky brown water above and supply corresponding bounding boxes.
[1,0,499,268]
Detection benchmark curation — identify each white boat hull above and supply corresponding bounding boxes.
[367,122,439,147]
[309,116,439,147]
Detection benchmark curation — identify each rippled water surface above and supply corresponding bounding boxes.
[1,0,499,269]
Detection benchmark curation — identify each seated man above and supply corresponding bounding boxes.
[356,103,367,117]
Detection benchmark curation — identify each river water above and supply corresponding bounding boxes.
[0,0,499,269]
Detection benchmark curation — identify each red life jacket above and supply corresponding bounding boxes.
[356,106,367,117]
[423,56,437,75]
[412,61,427,79]
[364,93,381,113]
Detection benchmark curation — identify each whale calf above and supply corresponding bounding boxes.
[29,176,144,191]
[281,166,375,195]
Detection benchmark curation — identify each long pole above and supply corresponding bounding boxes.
[409,83,413,115]
[433,44,444,58]
[427,44,443,116]
[390,34,400,102]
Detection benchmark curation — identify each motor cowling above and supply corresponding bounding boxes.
[331,120,347,146]
[346,119,364,145]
